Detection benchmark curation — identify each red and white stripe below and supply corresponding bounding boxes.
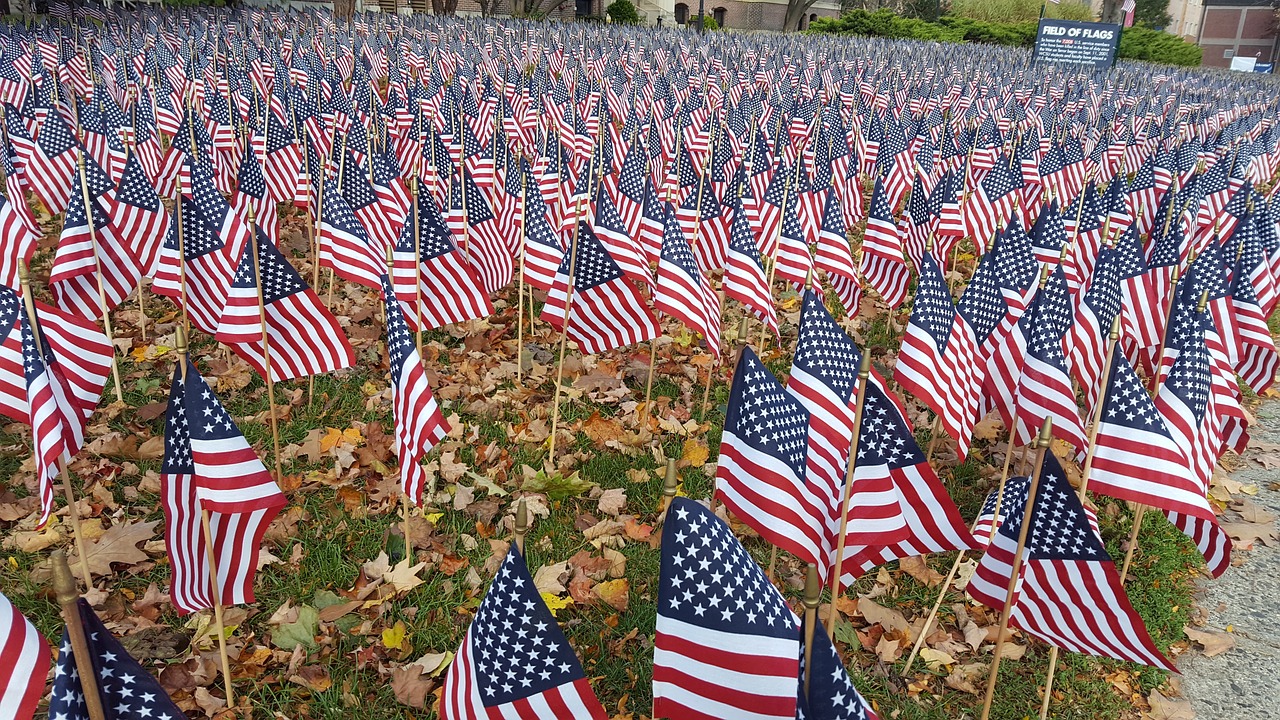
[0,590,48,720]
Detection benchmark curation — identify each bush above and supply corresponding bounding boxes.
[950,0,1091,23]
[809,9,1202,66]
[605,0,641,24]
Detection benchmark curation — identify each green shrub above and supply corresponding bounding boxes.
[950,0,1091,23]
[809,9,1201,66]
[605,0,641,24]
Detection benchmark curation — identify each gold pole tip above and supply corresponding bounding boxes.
[1197,290,1209,313]
[514,497,528,537]
[858,352,871,375]
[663,458,678,499]
[51,549,78,605]
[386,244,396,268]
[175,325,188,354]
[17,259,28,283]
[1037,418,1054,447]
[1109,314,1121,339]
[803,563,820,610]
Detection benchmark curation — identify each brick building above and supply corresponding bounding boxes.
[360,0,839,30]
[1194,0,1278,67]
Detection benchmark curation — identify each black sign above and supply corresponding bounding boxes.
[1032,19,1122,68]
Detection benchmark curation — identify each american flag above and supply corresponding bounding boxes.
[595,189,654,291]
[1069,228,1147,414]
[153,160,252,335]
[656,203,720,351]
[49,154,142,322]
[392,188,493,332]
[797,611,880,720]
[654,497,799,720]
[338,150,400,258]
[1011,265,1087,452]
[615,140,650,243]
[459,172,513,295]
[113,152,170,278]
[163,357,287,611]
[0,590,47,720]
[441,544,608,720]
[318,177,387,292]
[717,346,827,577]
[964,158,1022,251]
[774,177,816,293]
[1230,237,1279,394]
[893,251,981,461]
[540,221,659,356]
[836,379,979,587]
[49,598,187,720]
[519,174,566,295]
[723,194,779,340]
[1155,297,1220,493]
[263,111,302,204]
[26,111,78,215]
[231,143,279,248]
[1090,351,1232,578]
[968,451,1176,671]
[0,191,37,291]
[859,177,909,309]
[379,274,449,506]
[216,230,355,382]
[815,189,861,315]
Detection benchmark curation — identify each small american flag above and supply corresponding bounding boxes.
[964,158,1022,251]
[392,189,493,332]
[1012,265,1087,452]
[0,191,37,291]
[1230,236,1279,394]
[318,177,387,292]
[263,111,303,204]
[595,189,654,291]
[815,190,862,315]
[49,599,187,720]
[441,544,607,720]
[1091,351,1232,578]
[459,173,513,295]
[26,111,78,215]
[231,144,279,248]
[113,153,170,278]
[717,346,827,578]
[893,251,981,461]
[655,497,799,720]
[860,177,909,309]
[0,590,48,720]
[656,203,720,351]
[519,173,566,294]
[723,193,779,339]
[380,274,449,506]
[164,357,287,611]
[540,221,659,356]
[216,231,355,382]
[968,452,1176,671]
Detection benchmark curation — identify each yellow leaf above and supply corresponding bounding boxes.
[425,512,444,524]
[361,381,382,397]
[541,593,573,617]
[382,621,407,651]
[681,438,709,468]
[342,427,364,445]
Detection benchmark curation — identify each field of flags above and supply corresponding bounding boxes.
[0,2,1278,719]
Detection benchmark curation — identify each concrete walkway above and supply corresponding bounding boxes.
[1179,401,1280,719]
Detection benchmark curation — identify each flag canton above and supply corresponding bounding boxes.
[117,156,161,212]
[525,195,561,253]
[49,600,185,720]
[661,206,702,279]
[1185,242,1228,302]
[728,198,760,258]
[793,291,860,401]
[82,156,116,200]
[994,219,1039,292]
[956,255,1007,345]
[982,159,1021,202]
[471,546,585,706]
[660,497,797,638]
[618,144,648,202]
[266,113,295,155]
[1082,246,1122,326]
[185,369,249,444]
[780,188,805,243]
[859,383,923,470]
[598,192,630,237]
[912,255,957,350]
[1028,267,1072,358]
[464,176,495,225]
[725,349,810,480]
[980,474,1030,530]
[39,114,78,157]
[798,617,874,720]
[1165,311,1211,420]
[372,149,402,188]
[64,178,112,234]
[406,196,457,260]
[233,235,306,302]
[821,191,845,236]
[339,156,379,212]
[1102,354,1168,437]
[20,314,51,386]
[238,150,268,202]
[380,275,415,376]
[1023,454,1106,561]
[1111,224,1148,281]
[562,224,624,292]
[162,367,194,475]
[323,184,370,241]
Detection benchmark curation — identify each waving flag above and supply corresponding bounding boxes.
[442,544,607,720]
[26,111,78,214]
[0,590,46,720]
[717,346,826,576]
[798,611,880,720]
[392,188,493,331]
[724,194,779,340]
[815,190,861,314]
[968,452,1176,671]
[1011,265,1087,452]
[380,274,449,506]
[162,357,287,612]
[519,175,566,294]
[113,152,170,277]
[860,177,909,308]
[318,177,387,291]
[655,203,720,351]
[0,191,38,291]
[655,497,799,720]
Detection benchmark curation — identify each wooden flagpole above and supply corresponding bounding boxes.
[19,261,94,587]
[76,152,124,404]
[802,563,820,700]
[245,206,283,482]
[1038,314,1121,719]
[175,175,191,339]
[545,196,585,469]
[51,550,107,720]
[824,352,872,637]
[979,417,1053,720]
[175,327,235,707]
[409,175,425,356]
[516,158,529,385]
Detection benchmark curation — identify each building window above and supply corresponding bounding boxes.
[809,12,818,23]
[713,6,726,25]
[1224,48,1235,58]
[674,3,688,24]
[576,0,592,15]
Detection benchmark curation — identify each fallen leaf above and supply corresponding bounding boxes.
[919,647,956,671]
[533,562,571,595]
[72,520,159,578]
[594,579,630,612]
[857,596,910,636]
[541,592,573,617]
[289,665,332,692]
[1147,688,1195,720]
[597,488,627,516]
[874,635,901,662]
[408,651,454,676]
[389,665,435,708]
[272,606,319,651]
[1220,521,1277,550]
[900,556,944,587]
[681,438,709,467]
[1184,626,1235,657]
[383,621,408,651]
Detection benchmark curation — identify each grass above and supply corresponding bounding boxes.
[948,0,1094,23]
[0,239,1210,720]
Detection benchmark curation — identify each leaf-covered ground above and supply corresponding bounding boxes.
[0,207,1248,719]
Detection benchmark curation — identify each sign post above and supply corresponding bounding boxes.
[1032,19,1122,68]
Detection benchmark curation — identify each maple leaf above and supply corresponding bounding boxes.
[71,520,159,578]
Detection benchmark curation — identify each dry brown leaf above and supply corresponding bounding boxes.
[289,665,333,692]
[533,562,571,594]
[594,579,630,612]
[944,661,988,694]
[597,488,627,516]
[857,596,910,636]
[874,635,901,662]
[1147,689,1196,720]
[900,556,945,587]
[72,520,159,578]
[389,665,435,709]
[919,647,956,671]
[1220,521,1277,550]
[1184,626,1235,657]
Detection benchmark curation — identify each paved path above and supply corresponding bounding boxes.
[1179,401,1280,719]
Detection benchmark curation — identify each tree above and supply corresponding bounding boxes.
[783,0,817,30]
[511,0,569,17]
[334,0,356,19]
[1134,0,1171,27]
[606,0,642,23]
